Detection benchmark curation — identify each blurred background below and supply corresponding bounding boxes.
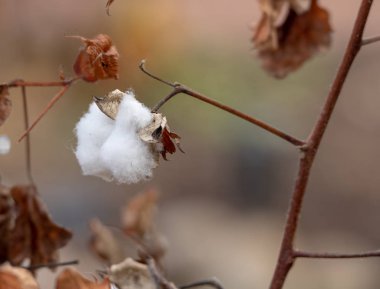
[1,0,380,288]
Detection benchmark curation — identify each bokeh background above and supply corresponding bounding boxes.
[1,0,380,288]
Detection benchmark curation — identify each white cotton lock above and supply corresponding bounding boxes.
[74,90,157,184]
[0,135,11,155]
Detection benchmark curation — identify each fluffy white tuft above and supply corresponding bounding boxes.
[74,90,156,184]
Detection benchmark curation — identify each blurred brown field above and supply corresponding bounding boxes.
[1,1,380,288]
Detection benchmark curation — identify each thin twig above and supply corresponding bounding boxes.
[18,83,73,142]
[362,35,380,46]
[140,61,305,147]
[21,86,34,184]
[180,278,224,289]
[268,1,374,289]
[7,79,77,88]
[294,250,380,259]
[139,60,177,88]
[22,260,79,271]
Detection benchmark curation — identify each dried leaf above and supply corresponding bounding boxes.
[0,85,12,127]
[6,185,72,269]
[110,258,155,289]
[71,34,119,82]
[0,264,39,289]
[121,190,167,265]
[106,0,114,15]
[0,185,14,264]
[56,268,110,289]
[94,89,124,120]
[122,189,158,238]
[139,113,183,161]
[253,0,331,78]
[89,218,125,265]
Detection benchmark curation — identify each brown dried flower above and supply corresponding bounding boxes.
[252,0,332,78]
[71,34,119,82]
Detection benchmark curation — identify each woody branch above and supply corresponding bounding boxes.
[139,60,305,147]
[268,1,374,289]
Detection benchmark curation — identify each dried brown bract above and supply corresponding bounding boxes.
[0,85,12,127]
[56,268,110,289]
[252,0,332,78]
[0,264,39,289]
[0,185,72,270]
[71,34,119,82]
[94,89,124,120]
[139,113,183,161]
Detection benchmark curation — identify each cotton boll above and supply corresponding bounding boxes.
[75,102,114,181]
[100,92,157,184]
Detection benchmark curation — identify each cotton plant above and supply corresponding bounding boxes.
[74,89,182,184]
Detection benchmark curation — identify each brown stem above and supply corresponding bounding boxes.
[141,61,305,147]
[294,250,380,259]
[362,35,380,46]
[21,87,34,184]
[22,260,79,271]
[18,83,75,142]
[268,1,373,289]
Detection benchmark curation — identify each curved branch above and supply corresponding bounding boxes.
[140,61,305,147]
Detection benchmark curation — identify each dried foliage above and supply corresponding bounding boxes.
[71,34,119,82]
[89,218,124,265]
[0,85,11,127]
[0,264,39,289]
[121,189,167,264]
[252,0,332,78]
[109,258,156,289]
[0,185,72,269]
[56,268,110,289]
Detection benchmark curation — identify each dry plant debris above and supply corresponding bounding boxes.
[89,218,125,265]
[109,258,155,289]
[0,85,11,127]
[55,268,110,289]
[252,0,331,78]
[0,264,39,289]
[0,185,72,269]
[71,34,119,82]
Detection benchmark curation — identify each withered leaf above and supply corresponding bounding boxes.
[89,218,124,265]
[94,89,124,120]
[110,258,155,289]
[122,189,158,238]
[253,0,331,78]
[106,0,114,15]
[0,85,12,127]
[0,264,39,289]
[71,34,119,82]
[6,185,72,269]
[56,268,110,289]
[0,185,14,264]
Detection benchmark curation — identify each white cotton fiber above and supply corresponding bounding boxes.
[100,91,155,183]
[75,102,114,181]
[74,90,157,184]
